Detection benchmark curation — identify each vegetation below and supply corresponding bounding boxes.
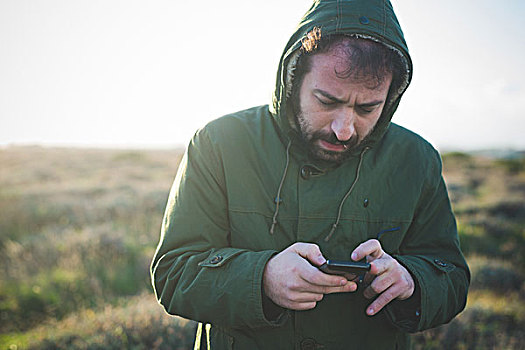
[0,146,523,349]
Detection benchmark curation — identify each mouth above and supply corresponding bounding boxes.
[318,140,347,152]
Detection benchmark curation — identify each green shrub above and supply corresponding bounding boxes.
[412,307,525,350]
[471,266,523,293]
[495,158,525,174]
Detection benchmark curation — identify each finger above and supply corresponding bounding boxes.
[366,284,402,316]
[363,274,394,300]
[290,242,326,266]
[285,270,347,292]
[287,291,325,303]
[291,266,358,294]
[305,281,357,294]
[282,290,322,311]
[321,282,357,294]
[362,284,377,300]
[369,253,394,276]
[295,282,357,297]
[302,266,349,287]
[351,239,383,262]
[289,301,318,311]
[362,271,375,285]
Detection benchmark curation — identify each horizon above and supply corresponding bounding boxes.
[2,143,524,159]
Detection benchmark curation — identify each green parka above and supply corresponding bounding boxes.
[151,0,470,349]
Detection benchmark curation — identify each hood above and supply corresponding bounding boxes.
[270,0,412,151]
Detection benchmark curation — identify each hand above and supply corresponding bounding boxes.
[263,242,357,310]
[351,239,415,316]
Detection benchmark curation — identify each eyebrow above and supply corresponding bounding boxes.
[313,89,384,107]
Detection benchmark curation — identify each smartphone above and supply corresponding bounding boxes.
[318,259,371,279]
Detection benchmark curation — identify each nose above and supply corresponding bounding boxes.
[331,109,355,142]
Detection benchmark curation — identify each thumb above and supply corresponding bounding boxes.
[290,242,326,266]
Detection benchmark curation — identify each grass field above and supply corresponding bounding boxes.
[0,146,523,349]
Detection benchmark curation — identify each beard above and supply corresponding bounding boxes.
[295,110,360,164]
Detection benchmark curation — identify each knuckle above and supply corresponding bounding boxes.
[287,280,300,290]
[367,239,381,251]
[288,291,300,302]
[382,290,393,300]
[370,283,381,294]
[290,242,303,251]
[400,279,411,290]
[398,276,407,286]
[385,290,397,302]
[391,259,401,269]
[308,243,320,254]
[383,276,393,287]
[393,269,404,281]
[306,272,317,284]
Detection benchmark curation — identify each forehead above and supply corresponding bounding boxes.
[307,50,392,92]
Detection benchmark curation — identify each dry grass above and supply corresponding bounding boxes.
[0,146,524,349]
[1,293,195,350]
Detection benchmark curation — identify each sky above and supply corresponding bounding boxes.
[1,0,524,151]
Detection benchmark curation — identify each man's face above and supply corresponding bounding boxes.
[295,49,392,163]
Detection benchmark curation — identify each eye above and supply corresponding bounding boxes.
[357,106,375,115]
[317,98,335,106]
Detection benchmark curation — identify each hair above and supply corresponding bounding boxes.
[290,27,406,114]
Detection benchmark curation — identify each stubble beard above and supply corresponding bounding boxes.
[295,110,359,164]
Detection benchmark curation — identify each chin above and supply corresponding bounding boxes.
[312,147,350,163]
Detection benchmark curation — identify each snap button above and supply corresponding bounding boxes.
[300,338,317,350]
[300,166,312,180]
[359,16,370,25]
[434,259,447,267]
[210,255,223,264]
[363,198,369,207]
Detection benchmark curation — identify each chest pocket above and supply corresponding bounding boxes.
[320,219,410,260]
[340,189,415,256]
[370,224,408,255]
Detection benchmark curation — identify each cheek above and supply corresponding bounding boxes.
[300,107,334,131]
[356,113,382,135]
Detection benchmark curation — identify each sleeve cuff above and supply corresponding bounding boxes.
[252,250,289,328]
[261,287,288,322]
[384,276,421,332]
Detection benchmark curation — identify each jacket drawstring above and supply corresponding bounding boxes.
[325,147,370,242]
[270,140,292,234]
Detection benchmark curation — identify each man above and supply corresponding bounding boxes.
[151,0,470,349]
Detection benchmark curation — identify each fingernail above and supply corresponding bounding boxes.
[340,279,347,286]
[351,252,357,260]
[318,255,326,264]
[367,308,374,315]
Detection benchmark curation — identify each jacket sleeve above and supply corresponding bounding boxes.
[388,150,470,332]
[150,128,286,329]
